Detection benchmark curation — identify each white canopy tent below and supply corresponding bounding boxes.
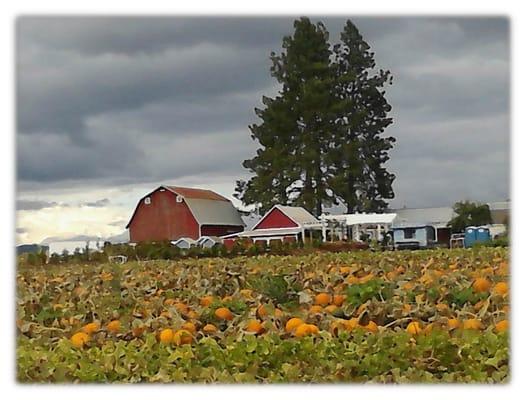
[320,213,397,242]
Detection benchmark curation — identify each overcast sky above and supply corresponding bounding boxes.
[16,16,510,244]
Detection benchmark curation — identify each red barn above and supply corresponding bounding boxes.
[222,205,322,247]
[126,186,244,243]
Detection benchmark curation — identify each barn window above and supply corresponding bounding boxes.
[144,197,151,205]
[176,195,183,203]
[403,228,416,239]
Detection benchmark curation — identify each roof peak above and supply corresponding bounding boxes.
[163,185,229,202]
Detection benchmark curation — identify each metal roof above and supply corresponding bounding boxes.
[197,236,222,244]
[487,201,510,211]
[171,237,197,245]
[185,198,244,226]
[274,205,322,227]
[323,213,397,225]
[391,207,455,226]
[223,227,303,239]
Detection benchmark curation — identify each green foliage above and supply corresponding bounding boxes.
[446,287,487,307]
[473,236,509,248]
[249,274,299,305]
[17,330,509,383]
[448,201,493,233]
[345,279,394,307]
[16,247,509,383]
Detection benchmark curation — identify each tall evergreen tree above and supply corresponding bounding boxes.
[236,18,396,215]
[329,20,395,213]
[235,17,336,215]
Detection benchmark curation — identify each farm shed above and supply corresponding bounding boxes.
[171,237,198,249]
[391,207,455,246]
[222,205,323,246]
[126,186,244,243]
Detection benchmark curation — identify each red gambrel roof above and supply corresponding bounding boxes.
[165,186,229,202]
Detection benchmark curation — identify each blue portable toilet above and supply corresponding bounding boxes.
[476,227,491,243]
[464,226,490,247]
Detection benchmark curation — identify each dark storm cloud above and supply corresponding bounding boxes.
[16,16,510,207]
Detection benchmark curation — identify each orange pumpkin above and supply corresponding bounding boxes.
[182,321,197,335]
[173,329,193,345]
[214,307,233,321]
[473,277,491,293]
[246,320,265,334]
[159,328,174,344]
[82,322,100,335]
[200,296,215,307]
[332,294,346,307]
[447,318,461,330]
[314,293,331,306]
[406,321,422,335]
[202,324,218,334]
[463,319,484,330]
[495,320,509,333]
[494,282,508,296]
[106,320,121,333]
[71,332,89,348]
[285,318,304,333]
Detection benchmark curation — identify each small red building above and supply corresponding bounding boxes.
[222,205,322,247]
[126,185,244,243]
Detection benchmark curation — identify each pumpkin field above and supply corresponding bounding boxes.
[16,247,510,383]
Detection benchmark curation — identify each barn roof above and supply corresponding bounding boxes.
[165,186,229,202]
[126,185,244,229]
[274,205,321,227]
[253,205,322,230]
[184,197,244,226]
[391,207,455,227]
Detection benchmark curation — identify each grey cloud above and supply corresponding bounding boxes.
[17,199,59,210]
[83,198,110,207]
[17,17,304,56]
[16,16,510,209]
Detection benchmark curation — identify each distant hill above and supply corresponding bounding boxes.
[16,244,49,256]
[105,230,129,243]
[39,231,130,245]
[41,234,101,245]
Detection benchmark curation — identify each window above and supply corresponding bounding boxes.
[176,195,183,203]
[144,197,151,205]
[403,228,416,239]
